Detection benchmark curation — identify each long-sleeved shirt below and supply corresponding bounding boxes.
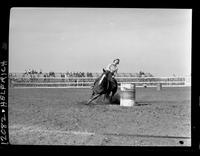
[105,63,118,76]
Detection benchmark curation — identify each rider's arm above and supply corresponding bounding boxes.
[105,63,112,71]
[111,65,118,77]
[113,68,118,77]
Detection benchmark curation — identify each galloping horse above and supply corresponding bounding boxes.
[86,69,118,104]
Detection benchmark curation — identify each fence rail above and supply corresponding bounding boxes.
[9,76,191,88]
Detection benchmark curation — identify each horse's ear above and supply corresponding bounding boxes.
[103,68,106,72]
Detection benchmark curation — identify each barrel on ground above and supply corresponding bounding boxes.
[120,83,136,107]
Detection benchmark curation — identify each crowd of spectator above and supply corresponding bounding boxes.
[9,69,154,78]
[138,71,154,77]
[64,72,93,77]
[24,69,42,74]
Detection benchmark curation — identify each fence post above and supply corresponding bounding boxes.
[157,83,162,91]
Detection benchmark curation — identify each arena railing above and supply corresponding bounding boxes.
[9,76,191,88]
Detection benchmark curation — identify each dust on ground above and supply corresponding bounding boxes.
[8,87,191,146]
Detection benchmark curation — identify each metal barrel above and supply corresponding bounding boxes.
[120,83,136,107]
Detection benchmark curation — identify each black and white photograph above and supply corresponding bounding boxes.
[8,8,191,146]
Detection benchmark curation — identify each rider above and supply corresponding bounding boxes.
[92,58,120,88]
[105,58,120,77]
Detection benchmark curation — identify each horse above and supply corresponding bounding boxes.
[86,69,118,104]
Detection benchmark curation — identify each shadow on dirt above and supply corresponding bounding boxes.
[78,94,151,106]
[110,93,120,105]
[77,93,120,106]
[134,102,151,106]
[96,93,120,105]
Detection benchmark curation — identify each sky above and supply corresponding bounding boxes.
[9,8,192,76]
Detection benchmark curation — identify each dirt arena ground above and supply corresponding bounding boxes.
[8,87,191,146]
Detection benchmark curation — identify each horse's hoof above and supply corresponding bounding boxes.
[86,100,91,105]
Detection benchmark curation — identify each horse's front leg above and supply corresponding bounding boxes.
[110,87,117,103]
[104,92,109,100]
[104,91,111,102]
[87,93,101,105]
[91,91,95,97]
[104,94,107,101]
[110,91,116,103]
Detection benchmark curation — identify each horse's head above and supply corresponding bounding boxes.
[92,69,113,94]
[97,69,112,87]
[102,69,113,81]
